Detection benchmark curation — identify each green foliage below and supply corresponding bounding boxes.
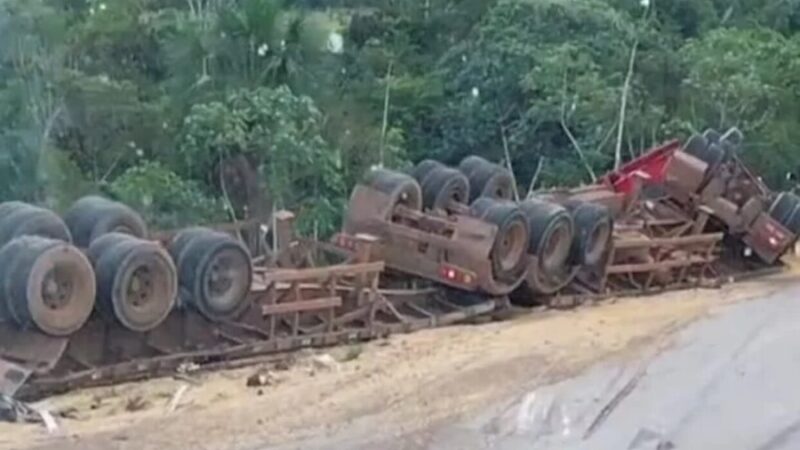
[37,148,95,212]
[178,86,345,234]
[109,161,226,229]
[54,70,168,180]
[680,27,800,185]
[4,0,800,233]
[422,0,637,186]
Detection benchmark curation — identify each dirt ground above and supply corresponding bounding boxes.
[2,271,797,450]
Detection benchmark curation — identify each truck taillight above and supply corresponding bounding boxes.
[764,221,788,248]
[438,264,476,287]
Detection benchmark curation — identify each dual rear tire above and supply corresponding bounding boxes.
[88,233,177,332]
[458,156,515,203]
[64,196,148,247]
[0,236,95,336]
[169,228,253,321]
[410,160,470,211]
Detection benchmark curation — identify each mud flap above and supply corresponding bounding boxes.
[0,324,68,396]
[0,359,31,397]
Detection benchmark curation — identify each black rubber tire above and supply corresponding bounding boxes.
[363,168,423,212]
[564,201,613,267]
[410,159,445,185]
[420,166,470,211]
[519,198,574,276]
[706,127,740,159]
[458,156,515,203]
[0,201,33,218]
[87,232,136,265]
[683,130,732,177]
[769,192,800,226]
[682,134,709,159]
[458,155,492,179]
[467,163,515,202]
[784,204,800,236]
[64,196,148,247]
[168,227,215,264]
[722,128,744,148]
[62,195,114,242]
[169,227,237,310]
[0,237,48,323]
[177,231,253,321]
[1,236,95,336]
[470,198,530,284]
[0,205,71,246]
[702,128,722,143]
[692,141,724,174]
[90,203,148,242]
[94,236,177,332]
[0,238,30,321]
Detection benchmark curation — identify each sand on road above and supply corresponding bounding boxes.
[2,272,796,450]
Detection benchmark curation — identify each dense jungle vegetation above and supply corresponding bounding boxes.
[3,0,800,234]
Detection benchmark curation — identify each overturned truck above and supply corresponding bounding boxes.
[0,128,797,399]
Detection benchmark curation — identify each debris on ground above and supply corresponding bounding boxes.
[0,278,790,450]
[310,354,341,374]
[176,362,200,374]
[124,396,150,412]
[340,344,364,362]
[246,369,279,388]
[1,394,59,434]
[0,359,31,397]
[166,384,189,413]
[274,358,293,371]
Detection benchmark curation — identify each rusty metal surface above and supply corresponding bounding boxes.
[339,183,525,296]
[664,150,708,197]
[1,128,795,400]
[10,237,501,399]
[742,213,794,264]
[21,292,498,399]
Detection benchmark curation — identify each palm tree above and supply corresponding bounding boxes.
[163,0,332,93]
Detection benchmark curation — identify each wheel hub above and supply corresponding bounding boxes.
[209,260,234,295]
[127,266,154,308]
[41,268,73,310]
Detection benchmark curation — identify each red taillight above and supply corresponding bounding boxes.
[438,264,476,287]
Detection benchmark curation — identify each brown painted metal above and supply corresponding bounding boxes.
[4,227,502,399]
[3,127,796,399]
[339,185,524,296]
[742,213,794,264]
[664,147,797,262]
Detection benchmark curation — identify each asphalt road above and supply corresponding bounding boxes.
[270,279,800,450]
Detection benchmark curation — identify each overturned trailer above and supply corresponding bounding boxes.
[0,206,499,398]
[337,131,765,304]
[0,128,797,399]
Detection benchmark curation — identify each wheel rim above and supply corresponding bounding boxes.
[541,221,572,275]
[128,266,155,308]
[27,245,95,336]
[585,220,611,266]
[111,225,136,235]
[114,250,176,332]
[201,246,251,317]
[495,220,527,273]
[41,266,74,311]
